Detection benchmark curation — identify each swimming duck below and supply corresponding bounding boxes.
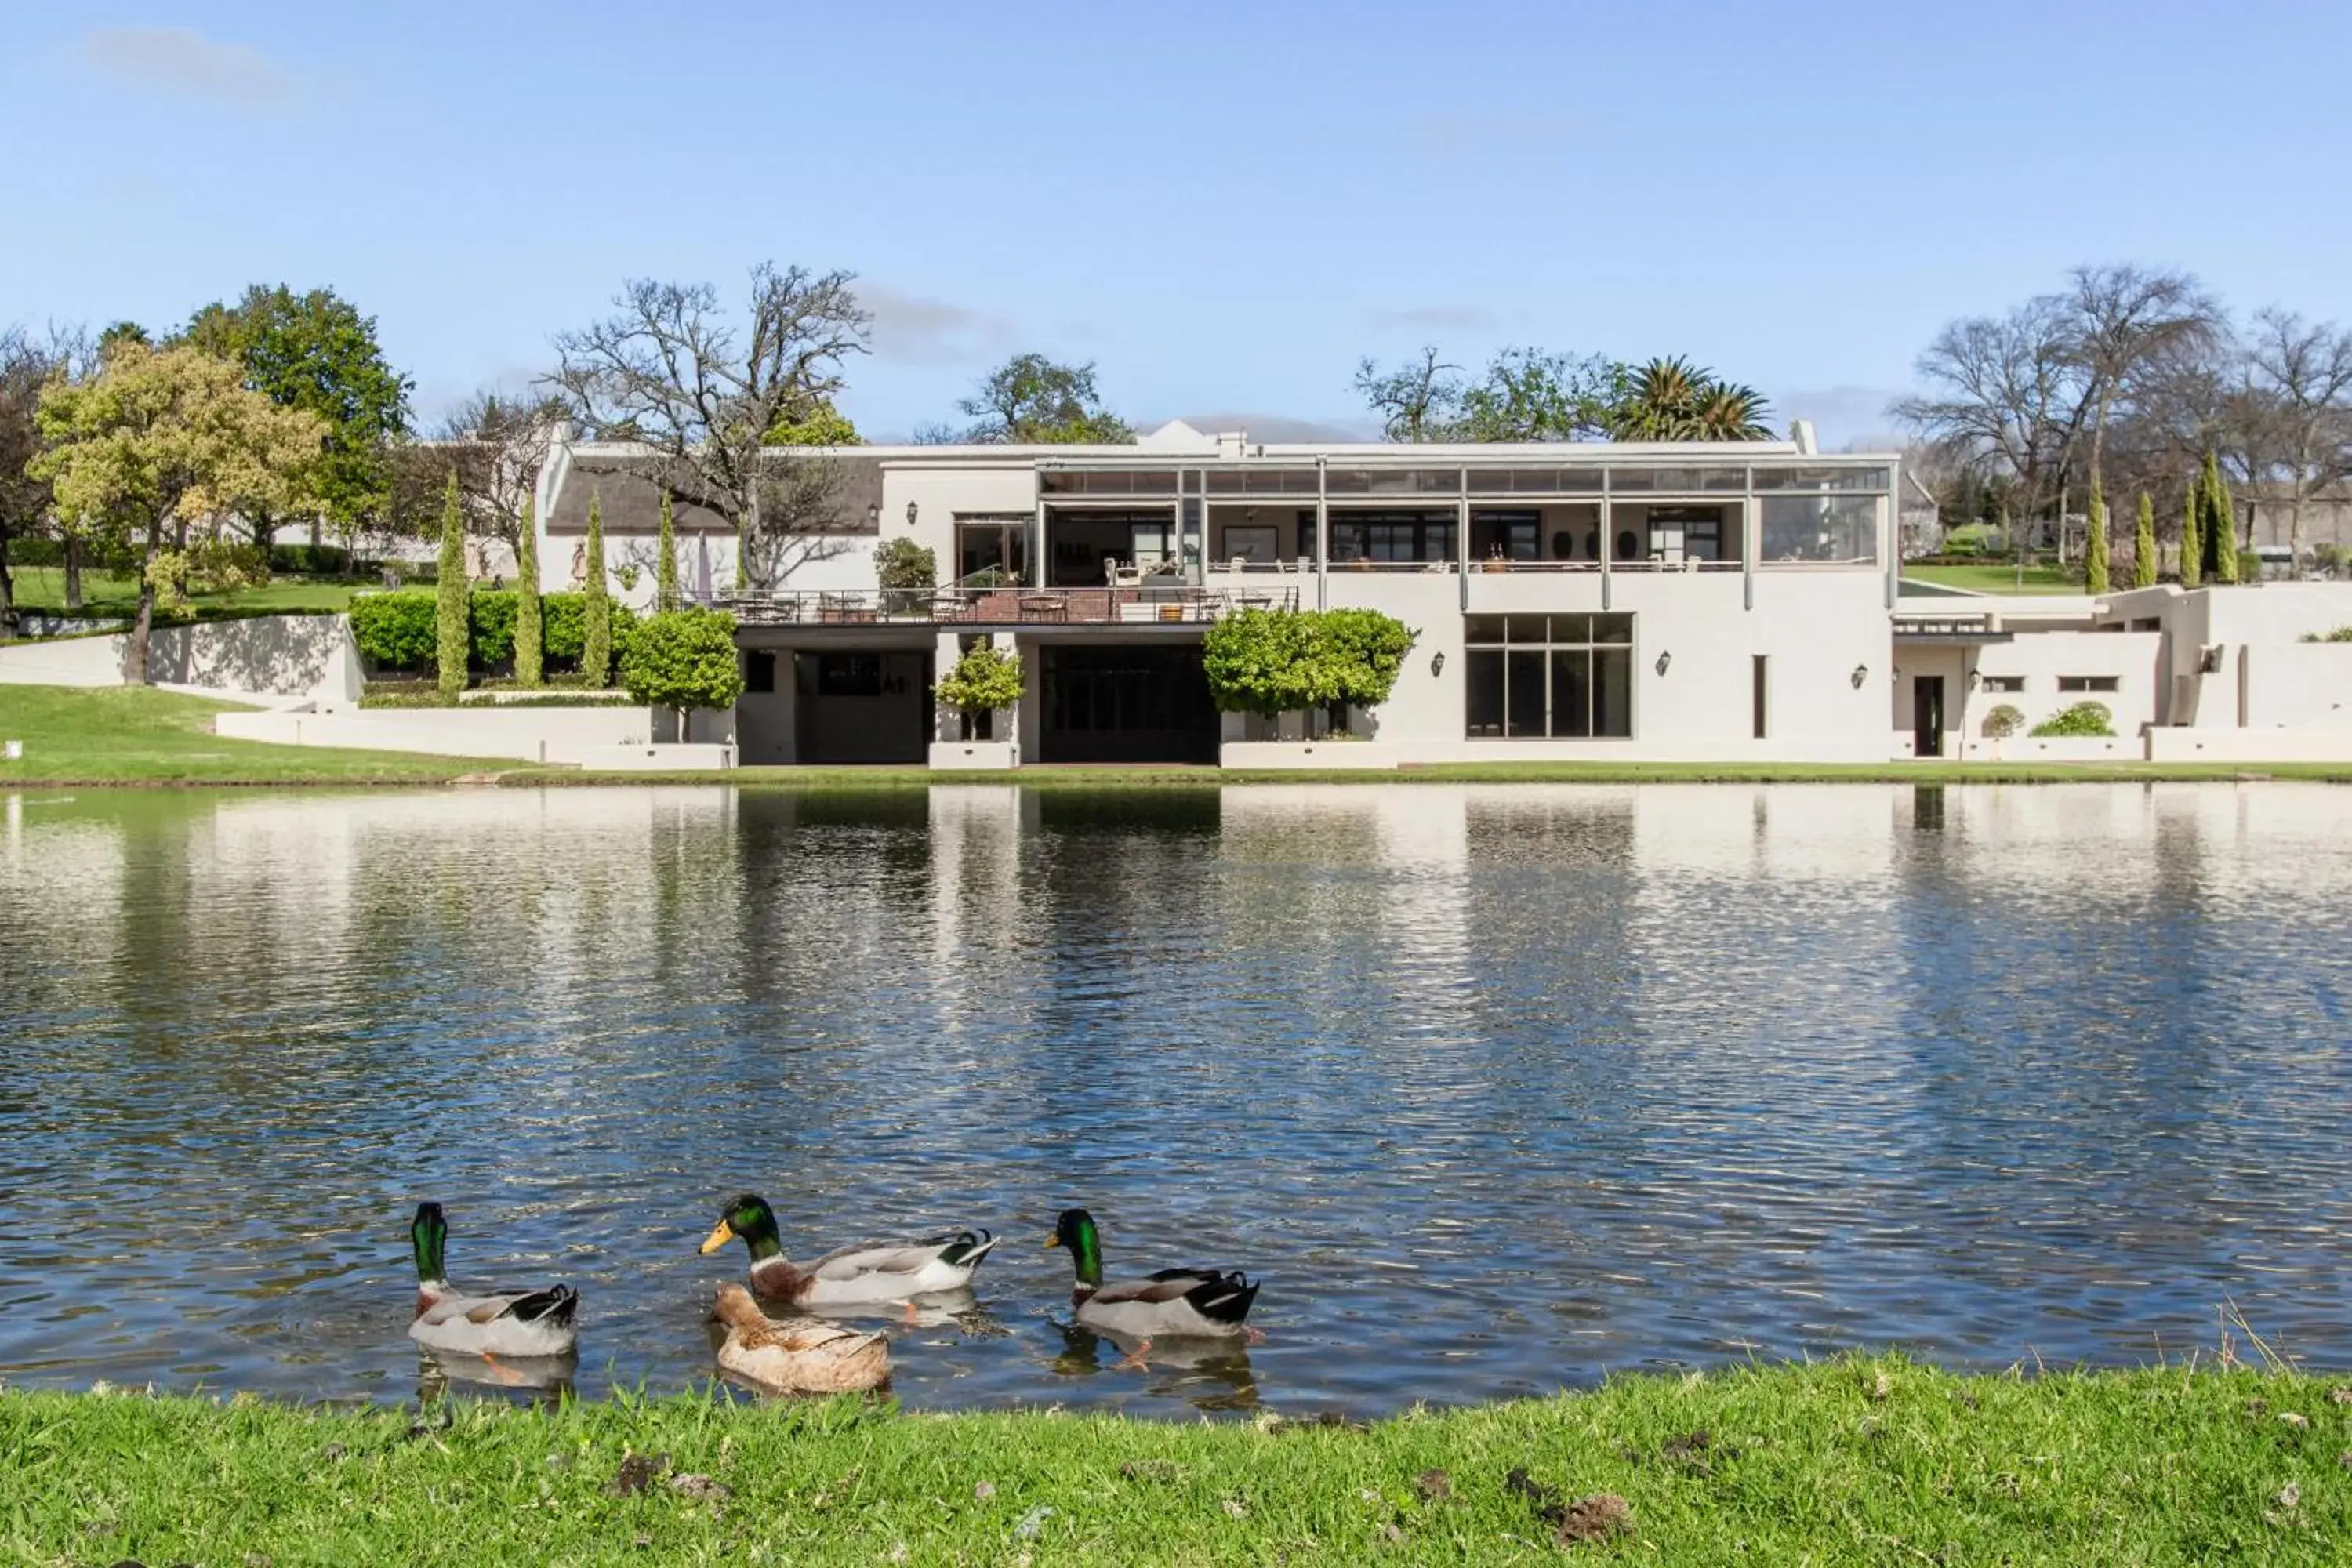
[1046,1207,1260,1366]
[713,1283,890,1394]
[699,1193,996,1310]
[406,1201,579,1359]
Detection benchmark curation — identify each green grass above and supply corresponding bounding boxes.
[9,564,365,619]
[0,685,487,785]
[1904,563,2084,595]
[4,1358,2348,1564]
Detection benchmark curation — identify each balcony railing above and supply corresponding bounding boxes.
[713,584,1298,628]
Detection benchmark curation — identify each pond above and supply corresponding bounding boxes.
[3,782,2350,1417]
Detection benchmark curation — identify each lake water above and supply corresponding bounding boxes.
[4,782,2350,1417]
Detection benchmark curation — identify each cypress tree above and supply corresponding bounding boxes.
[434,471,468,701]
[514,497,543,688]
[656,491,679,611]
[2131,492,2157,588]
[583,489,612,688]
[2084,473,2110,595]
[2204,451,2239,585]
[2180,481,2201,588]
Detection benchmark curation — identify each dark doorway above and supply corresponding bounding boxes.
[1038,644,1218,764]
[794,650,934,764]
[1913,675,1944,757]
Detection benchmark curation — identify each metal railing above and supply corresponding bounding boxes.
[714,584,1298,628]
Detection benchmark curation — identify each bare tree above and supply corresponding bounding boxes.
[2063,263,2221,485]
[0,326,58,637]
[2241,309,2352,560]
[1893,295,2093,549]
[433,389,568,550]
[549,263,870,589]
[1354,347,1462,441]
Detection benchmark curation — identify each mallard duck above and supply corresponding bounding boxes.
[1046,1207,1260,1367]
[406,1201,578,1359]
[699,1193,996,1311]
[713,1283,889,1394]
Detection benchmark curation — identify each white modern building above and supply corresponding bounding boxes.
[525,422,2352,768]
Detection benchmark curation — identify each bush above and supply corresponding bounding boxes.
[269,543,355,575]
[2314,544,2345,576]
[2301,626,2352,644]
[350,591,439,671]
[935,642,1023,717]
[619,608,743,713]
[469,590,518,669]
[875,538,938,592]
[1982,703,2025,739]
[1201,608,1417,719]
[1940,523,1996,557]
[2030,701,2115,738]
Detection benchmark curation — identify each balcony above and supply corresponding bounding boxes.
[713,584,1298,629]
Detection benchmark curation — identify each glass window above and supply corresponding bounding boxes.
[2058,675,2120,693]
[1330,512,1455,562]
[1752,466,1891,492]
[1471,510,1540,561]
[1040,470,1180,495]
[1608,466,1745,493]
[1461,615,1635,739]
[1980,674,2024,693]
[743,650,777,694]
[1760,495,1879,564]
[1464,466,1604,494]
[1327,467,1461,495]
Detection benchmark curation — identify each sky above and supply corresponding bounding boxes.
[6,2,2350,449]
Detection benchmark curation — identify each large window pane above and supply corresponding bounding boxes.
[1761,495,1879,563]
[1752,466,1890,492]
[1505,651,1544,736]
[1594,648,1632,735]
[1549,648,1592,737]
[1466,615,1508,645]
[1465,651,1507,735]
[1593,614,1632,644]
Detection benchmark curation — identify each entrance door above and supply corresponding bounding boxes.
[1913,675,1944,757]
[1038,644,1218,763]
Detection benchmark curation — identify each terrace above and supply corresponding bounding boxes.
[712,582,1298,629]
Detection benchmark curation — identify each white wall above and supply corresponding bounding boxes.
[0,633,125,687]
[2244,644,2352,730]
[1961,631,2165,745]
[0,614,352,697]
[214,705,656,764]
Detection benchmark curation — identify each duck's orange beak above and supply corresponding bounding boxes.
[699,1220,735,1256]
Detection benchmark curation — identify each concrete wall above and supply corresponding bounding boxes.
[0,613,352,696]
[215,705,656,764]
[2244,644,2352,730]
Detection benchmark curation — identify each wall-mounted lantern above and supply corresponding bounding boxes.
[906,500,920,527]
[1851,663,1869,688]
[1431,651,1446,677]
[866,502,880,528]
[1655,650,1671,676]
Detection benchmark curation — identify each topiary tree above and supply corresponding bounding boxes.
[620,607,745,738]
[583,489,612,687]
[2084,474,2109,594]
[1202,608,1335,723]
[2202,451,2238,585]
[1316,608,1418,719]
[1982,702,2025,739]
[2132,492,2157,588]
[655,490,677,611]
[2180,482,2201,588]
[935,641,1023,739]
[434,471,468,699]
[514,497,543,687]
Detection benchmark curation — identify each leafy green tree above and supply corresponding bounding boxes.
[621,608,745,732]
[2131,492,2157,588]
[2201,451,2238,584]
[2180,483,2201,587]
[2084,474,2109,593]
[0,328,70,639]
[583,491,612,687]
[655,491,678,611]
[31,342,325,679]
[514,498,543,687]
[763,398,862,446]
[180,285,413,554]
[1605,357,1774,441]
[434,474,468,699]
[874,538,936,591]
[957,354,1133,444]
[1202,608,1417,724]
[935,641,1024,738]
[1356,347,1622,442]
[1316,608,1418,710]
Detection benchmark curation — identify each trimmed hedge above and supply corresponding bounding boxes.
[351,590,637,677]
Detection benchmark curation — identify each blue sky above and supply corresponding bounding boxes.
[6,2,2349,447]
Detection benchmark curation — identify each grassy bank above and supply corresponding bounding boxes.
[1903,563,2082,595]
[0,685,483,786]
[9,564,365,620]
[4,1359,2347,1564]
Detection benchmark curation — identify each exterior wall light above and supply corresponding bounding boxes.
[1431,651,1446,676]
[1655,651,1671,676]
[1851,664,1869,688]
[906,500,920,527]
[866,502,880,528]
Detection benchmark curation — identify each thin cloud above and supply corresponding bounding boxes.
[78,26,301,111]
[1367,306,1498,333]
[858,284,1015,368]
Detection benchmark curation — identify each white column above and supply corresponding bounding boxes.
[1315,457,1329,611]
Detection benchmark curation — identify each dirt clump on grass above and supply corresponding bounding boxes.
[1555,1493,1634,1546]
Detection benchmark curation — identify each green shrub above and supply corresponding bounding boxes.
[875,538,938,592]
[2314,544,2345,576]
[468,590,517,669]
[2030,701,2115,738]
[1942,522,1994,557]
[2300,626,2352,643]
[1201,608,1417,718]
[350,591,439,671]
[1318,608,1417,709]
[1982,702,2025,739]
[269,543,354,575]
[935,642,1023,718]
[619,608,742,713]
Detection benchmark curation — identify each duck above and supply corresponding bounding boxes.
[713,1283,890,1394]
[406,1201,579,1359]
[699,1193,996,1312]
[1046,1207,1261,1367]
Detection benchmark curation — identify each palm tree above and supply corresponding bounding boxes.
[1605,356,1774,441]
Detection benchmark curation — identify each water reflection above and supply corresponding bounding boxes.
[1051,1323,1261,1412]
[5,782,2352,1415]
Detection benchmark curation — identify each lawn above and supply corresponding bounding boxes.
[0,684,485,785]
[9,564,366,619]
[2,1357,2347,1565]
[1903,562,2084,595]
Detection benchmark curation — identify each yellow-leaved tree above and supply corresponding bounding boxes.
[31,343,327,680]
